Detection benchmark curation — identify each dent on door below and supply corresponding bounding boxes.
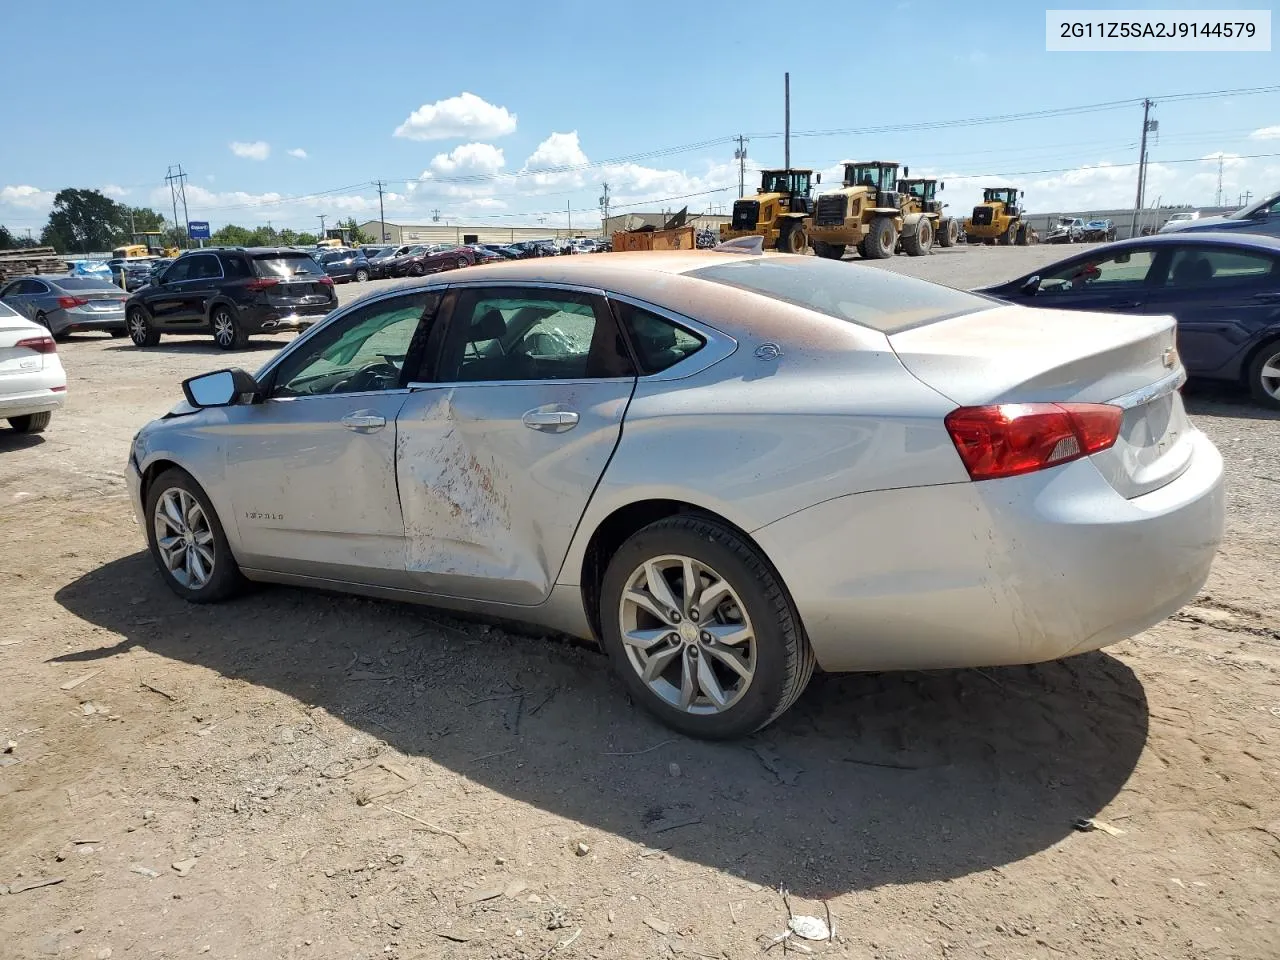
[396,381,632,605]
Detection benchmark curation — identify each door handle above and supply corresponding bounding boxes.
[522,408,580,433]
[341,412,386,432]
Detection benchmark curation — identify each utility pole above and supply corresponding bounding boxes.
[734,135,749,198]
[567,199,572,233]
[129,208,136,236]
[165,164,190,247]
[1215,156,1224,207]
[375,180,387,240]
[599,183,611,234]
[784,72,791,170]
[1238,190,1252,208]
[317,214,327,240]
[1130,99,1155,238]
[431,208,441,223]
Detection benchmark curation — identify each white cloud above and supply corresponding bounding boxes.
[520,131,591,187]
[393,92,517,141]
[430,142,505,176]
[1249,125,1280,141]
[1,184,56,210]
[100,184,130,199]
[287,148,308,159]
[230,140,271,161]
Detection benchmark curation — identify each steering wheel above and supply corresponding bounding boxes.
[334,360,400,393]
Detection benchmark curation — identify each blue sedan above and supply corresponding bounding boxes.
[976,233,1280,407]
[1160,190,1280,239]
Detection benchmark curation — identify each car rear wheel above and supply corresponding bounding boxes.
[408,263,425,277]
[8,411,52,433]
[456,257,469,269]
[354,268,369,282]
[127,307,160,347]
[1247,341,1280,409]
[144,468,246,603]
[599,515,815,739]
[211,306,248,350]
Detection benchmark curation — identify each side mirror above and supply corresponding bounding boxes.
[182,368,260,409]
[815,173,822,184]
[1020,275,1042,296]
[1252,207,1268,220]
[903,166,909,177]
[940,182,945,190]
[943,203,950,208]
[1021,191,1026,198]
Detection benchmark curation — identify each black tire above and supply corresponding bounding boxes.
[938,219,957,248]
[812,241,845,260]
[127,306,160,347]
[8,411,52,433]
[1016,223,1031,246]
[1246,340,1280,409]
[598,515,815,739]
[408,262,425,277]
[998,222,1017,246]
[775,220,808,254]
[354,268,369,283]
[144,468,247,603]
[902,218,934,257]
[210,304,248,351]
[456,257,469,269]
[859,216,897,259]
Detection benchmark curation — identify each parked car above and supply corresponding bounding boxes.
[0,300,65,433]
[317,249,372,283]
[106,258,158,291]
[465,244,505,264]
[479,244,522,259]
[149,258,175,286]
[126,252,1223,738]
[1162,211,1201,229]
[1159,191,1280,237]
[365,245,412,278]
[0,275,128,339]
[124,247,338,350]
[975,233,1280,407]
[1045,217,1086,244]
[1079,219,1117,243]
[360,244,395,261]
[382,243,475,277]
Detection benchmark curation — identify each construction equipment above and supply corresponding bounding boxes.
[111,232,180,260]
[964,187,1030,246]
[719,169,817,254]
[809,162,935,260]
[898,177,958,249]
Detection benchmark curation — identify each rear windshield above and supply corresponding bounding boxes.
[54,277,122,291]
[687,256,988,333]
[252,254,326,278]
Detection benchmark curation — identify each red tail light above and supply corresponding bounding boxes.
[56,296,89,309]
[318,275,334,287]
[245,278,279,292]
[16,335,57,354]
[944,402,1123,481]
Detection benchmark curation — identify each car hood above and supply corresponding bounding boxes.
[1161,215,1225,232]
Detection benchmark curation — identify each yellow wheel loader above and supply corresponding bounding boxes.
[898,178,957,248]
[964,187,1031,246]
[719,169,817,254]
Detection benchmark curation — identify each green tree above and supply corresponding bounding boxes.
[210,224,256,246]
[122,206,168,235]
[0,225,16,250]
[41,188,128,253]
[277,228,299,245]
[339,217,372,245]
[295,231,318,245]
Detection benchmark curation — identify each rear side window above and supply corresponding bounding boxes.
[253,254,326,278]
[222,256,251,279]
[1166,247,1276,286]
[688,256,987,333]
[611,300,705,374]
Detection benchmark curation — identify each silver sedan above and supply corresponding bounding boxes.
[0,275,128,339]
[126,252,1225,739]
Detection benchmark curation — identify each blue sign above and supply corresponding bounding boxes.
[188,221,211,240]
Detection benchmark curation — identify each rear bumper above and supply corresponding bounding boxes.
[754,430,1225,672]
[242,303,334,333]
[52,312,126,335]
[0,387,65,420]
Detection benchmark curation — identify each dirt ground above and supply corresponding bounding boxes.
[2,247,1278,960]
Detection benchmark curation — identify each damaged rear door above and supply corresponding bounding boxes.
[396,283,637,604]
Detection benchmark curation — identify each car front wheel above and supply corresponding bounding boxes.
[599,515,815,739]
[127,307,160,347]
[144,468,246,603]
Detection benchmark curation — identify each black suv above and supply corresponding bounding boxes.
[124,247,338,350]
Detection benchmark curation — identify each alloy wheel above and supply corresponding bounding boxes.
[128,310,148,344]
[212,311,235,347]
[617,554,756,714]
[1260,350,1280,400]
[153,487,216,590]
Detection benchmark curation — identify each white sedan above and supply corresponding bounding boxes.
[0,300,66,433]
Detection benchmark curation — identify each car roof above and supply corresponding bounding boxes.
[1106,232,1280,252]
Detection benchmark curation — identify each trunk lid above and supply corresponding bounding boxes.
[0,320,47,376]
[890,303,1192,499]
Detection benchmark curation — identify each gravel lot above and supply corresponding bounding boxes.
[2,247,1277,960]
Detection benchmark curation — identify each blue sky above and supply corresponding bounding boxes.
[2,0,1277,234]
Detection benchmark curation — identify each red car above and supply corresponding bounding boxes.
[385,244,475,277]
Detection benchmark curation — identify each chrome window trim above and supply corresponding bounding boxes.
[1108,368,1187,410]
[265,387,411,405]
[604,291,738,382]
